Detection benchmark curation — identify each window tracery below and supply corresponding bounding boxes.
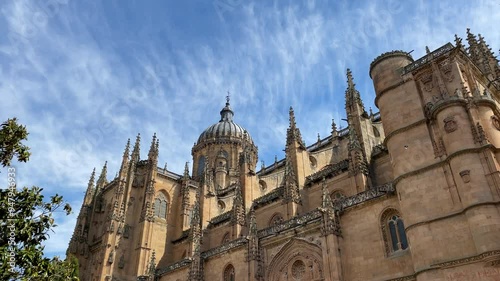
[154,192,168,220]
[270,213,284,226]
[381,209,408,255]
[223,264,235,281]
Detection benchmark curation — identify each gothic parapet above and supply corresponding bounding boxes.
[156,258,192,276]
[304,159,349,186]
[257,209,323,239]
[333,182,395,212]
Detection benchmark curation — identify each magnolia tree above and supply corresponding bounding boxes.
[0,118,79,280]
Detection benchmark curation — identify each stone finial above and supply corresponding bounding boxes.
[455,34,465,50]
[345,68,365,111]
[122,138,130,159]
[183,162,190,179]
[131,133,141,162]
[96,161,108,188]
[331,119,338,137]
[286,106,306,148]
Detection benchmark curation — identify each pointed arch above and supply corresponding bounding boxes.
[223,263,235,281]
[221,232,230,245]
[267,238,324,281]
[154,191,170,220]
[380,207,409,256]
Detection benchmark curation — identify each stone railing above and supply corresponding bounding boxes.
[207,211,232,228]
[305,159,349,186]
[156,258,191,276]
[201,237,248,259]
[403,43,454,74]
[252,186,284,209]
[257,209,322,238]
[334,182,395,211]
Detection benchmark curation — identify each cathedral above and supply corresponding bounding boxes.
[68,30,500,281]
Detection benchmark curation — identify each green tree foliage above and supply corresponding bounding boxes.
[0,118,78,280]
[0,118,31,167]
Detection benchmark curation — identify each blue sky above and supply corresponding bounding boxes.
[1,0,499,258]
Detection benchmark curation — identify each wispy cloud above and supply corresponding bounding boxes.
[0,0,498,258]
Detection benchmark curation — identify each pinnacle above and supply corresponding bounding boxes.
[288,106,296,129]
[123,138,131,158]
[87,168,96,188]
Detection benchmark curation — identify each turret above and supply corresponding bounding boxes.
[371,32,500,272]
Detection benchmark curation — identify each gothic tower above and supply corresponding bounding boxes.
[370,32,500,277]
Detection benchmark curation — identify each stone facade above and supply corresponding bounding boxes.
[68,30,500,281]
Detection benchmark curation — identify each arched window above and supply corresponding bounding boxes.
[197,155,206,177]
[330,191,345,203]
[381,209,408,255]
[154,192,169,220]
[269,213,284,226]
[223,264,235,281]
[221,232,230,244]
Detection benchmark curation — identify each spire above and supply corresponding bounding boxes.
[183,162,190,180]
[233,184,245,226]
[96,161,108,188]
[131,133,141,162]
[466,28,481,64]
[220,93,234,122]
[286,106,305,148]
[455,34,465,50]
[147,133,159,165]
[347,124,369,176]
[120,139,130,175]
[345,69,365,111]
[84,168,96,204]
[282,155,301,204]
[478,33,500,79]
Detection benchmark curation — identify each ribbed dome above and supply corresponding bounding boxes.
[197,97,253,144]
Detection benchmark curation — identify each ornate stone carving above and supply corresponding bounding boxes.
[444,116,458,133]
[291,260,305,279]
[333,183,395,212]
[258,210,322,239]
[421,73,433,92]
[440,62,454,82]
[459,170,471,183]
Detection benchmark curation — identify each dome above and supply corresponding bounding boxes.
[197,97,253,145]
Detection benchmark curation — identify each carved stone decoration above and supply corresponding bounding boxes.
[291,260,305,279]
[444,116,458,133]
[491,115,500,131]
[459,170,471,183]
[266,238,324,281]
[440,62,454,82]
[421,73,433,92]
